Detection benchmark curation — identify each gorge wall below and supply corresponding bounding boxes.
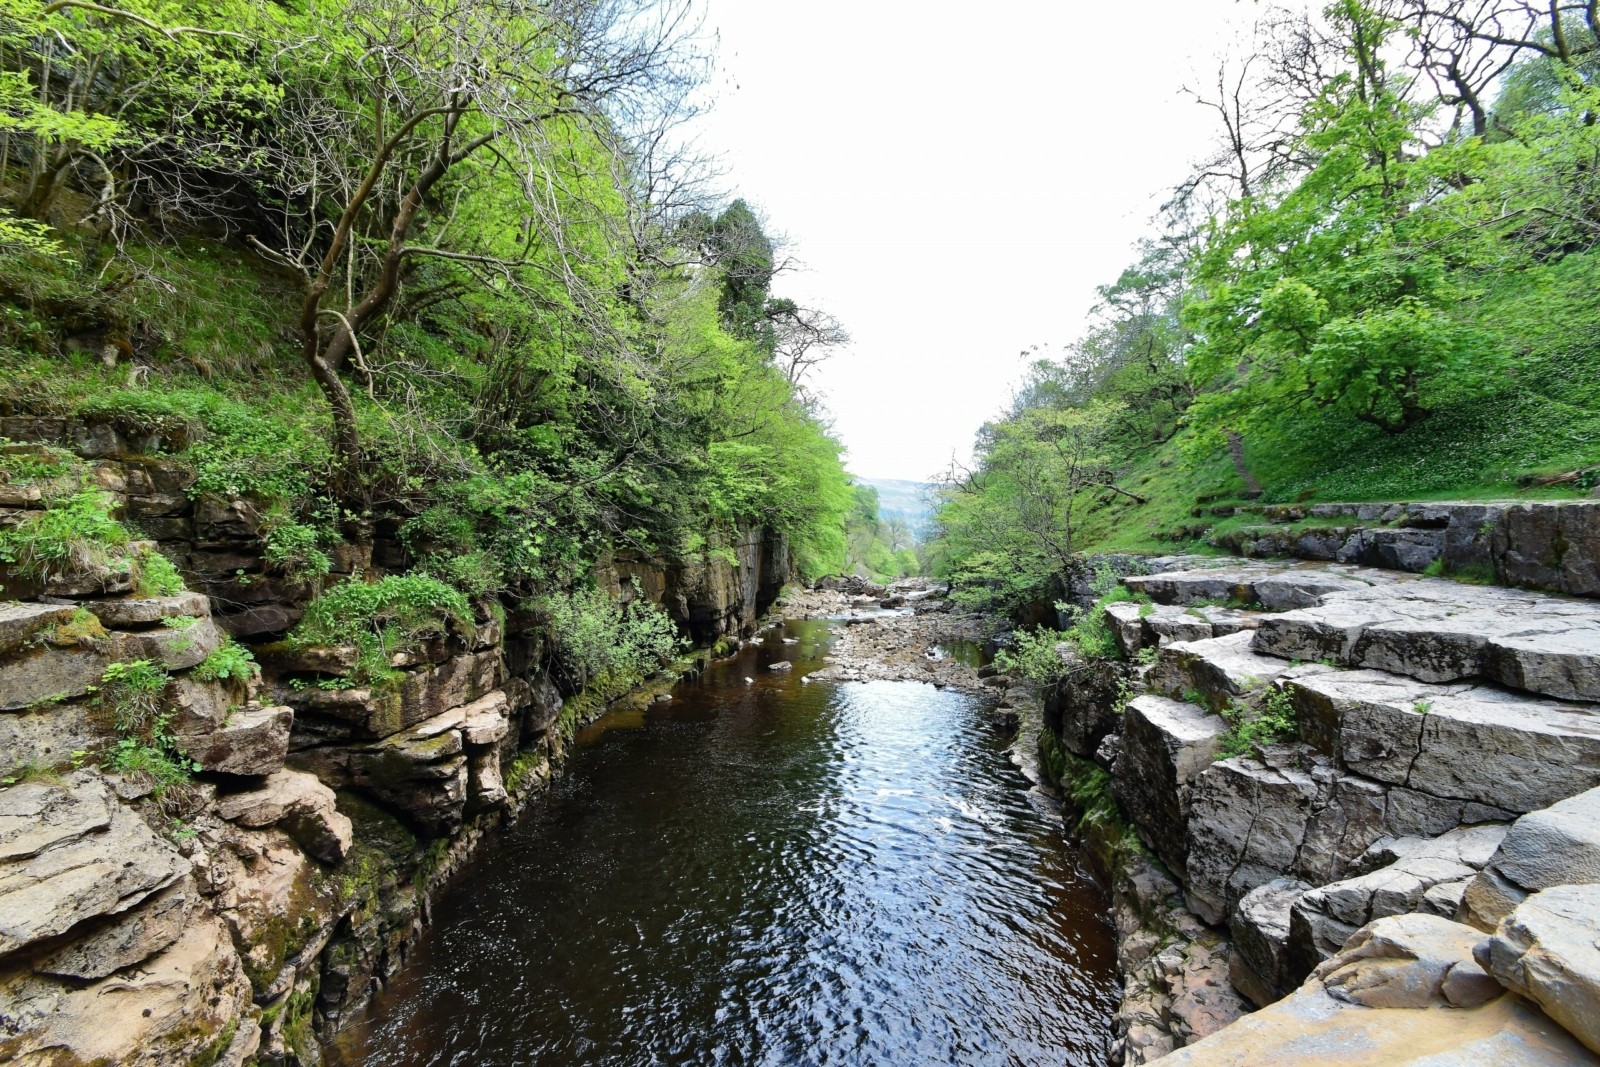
[0,419,788,1066]
[1039,500,1600,1064]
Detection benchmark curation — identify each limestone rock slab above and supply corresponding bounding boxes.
[1483,883,1600,1054]
[1114,695,1225,877]
[0,777,189,958]
[215,768,352,864]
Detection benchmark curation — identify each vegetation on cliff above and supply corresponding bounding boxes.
[0,0,854,630]
[932,0,1600,610]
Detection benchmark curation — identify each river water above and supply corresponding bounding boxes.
[329,617,1117,1066]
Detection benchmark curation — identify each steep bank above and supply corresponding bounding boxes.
[0,429,790,1065]
[1033,499,1600,1064]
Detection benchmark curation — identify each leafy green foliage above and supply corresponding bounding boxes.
[291,576,473,686]
[194,639,258,687]
[994,628,1074,683]
[0,489,129,582]
[132,547,185,596]
[933,0,1600,575]
[1217,688,1299,760]
[539,583,683,694]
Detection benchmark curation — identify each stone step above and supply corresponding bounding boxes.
[1197,499,1600,598]
[1460,785,1600,931]
[1282,823,1508,988]
[1103,600,1260,658]
[1253,580,1600,702]
[1147,631,1333,712]
[1287,670,1600,813]
[1125,562,1410,612]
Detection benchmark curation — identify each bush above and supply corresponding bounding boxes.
[194,638,258,687]
[290,575,473,685]
[262,516,332,584]
[540,582,683,689]
[1216,687,1298,759]
[132,546,185,596]
[994,628,1075,683]
[0,489,130,582]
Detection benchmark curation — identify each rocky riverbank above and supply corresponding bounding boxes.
[0,429,792,1066]
[1037,501,1600,1064]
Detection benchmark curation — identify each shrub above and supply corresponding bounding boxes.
[262,517,332,584]
[539,582,683,689]
[93,658,197,800]
[994,628,1074,683]
[194,638,258,687]
[290,575,473,685]
[0,489,129,581]
[1216,687,1298,759]
[132,546,185,596]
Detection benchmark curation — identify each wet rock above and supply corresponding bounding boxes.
[1482,883,1600,1054]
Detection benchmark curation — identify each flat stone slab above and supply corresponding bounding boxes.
[1105,601,1262,657]
[1255,579,1600,702]
[1150,631,1333,711]
[0,777,189,958]
[1288,670,1600,812]
[1125,563,1408,612]
[71,592,210,628]
[0,602,77,656]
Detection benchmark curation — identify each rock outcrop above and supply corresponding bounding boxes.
[1038,536,1600,1063]
[0,430,792,1065]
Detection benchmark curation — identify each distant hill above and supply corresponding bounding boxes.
[857,477,936,523]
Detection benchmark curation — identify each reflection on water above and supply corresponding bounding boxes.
[329,618,1116,1067]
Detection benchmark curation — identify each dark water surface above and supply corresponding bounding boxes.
[329,619,1117,1067]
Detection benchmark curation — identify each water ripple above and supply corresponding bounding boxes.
[330,619,1116,1067]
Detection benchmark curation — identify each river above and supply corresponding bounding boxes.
[328,616,1117,1066]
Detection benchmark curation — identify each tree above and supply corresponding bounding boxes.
[246,0,703,486]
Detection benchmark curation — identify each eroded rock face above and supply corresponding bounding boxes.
[1287,823,1507,982]
[1460,785,1600,931]
[1482,883,1600,1055]
[0,912,258,1067]
[1229,877,1311,1007]
[1287,670,1600,812]
[0,776,189,958]
[1159,914,1597,1067]
[1115,696,1225,878]
[215,768,353,864]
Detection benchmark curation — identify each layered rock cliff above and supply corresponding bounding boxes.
[1041,500,1600,1064]
[0,423,789,1065]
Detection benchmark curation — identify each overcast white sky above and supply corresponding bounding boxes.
[689,1,1265,482]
